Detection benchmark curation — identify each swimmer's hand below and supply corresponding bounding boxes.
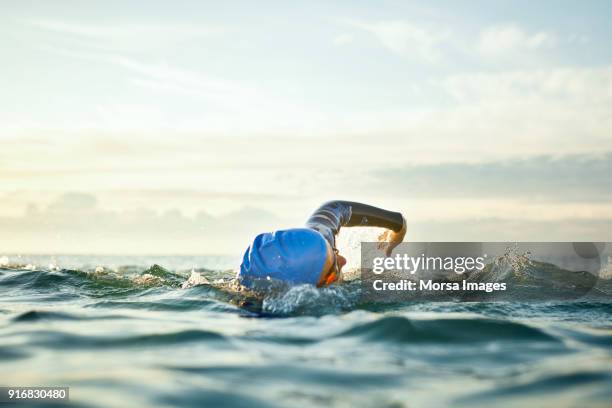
[377,216,407,256]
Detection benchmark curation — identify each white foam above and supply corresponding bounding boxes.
[182,270,210,289]
[599,256,612,279]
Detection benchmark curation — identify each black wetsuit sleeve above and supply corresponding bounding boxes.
[305,200,404,246]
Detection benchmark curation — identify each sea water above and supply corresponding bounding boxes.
[1,253,611,408]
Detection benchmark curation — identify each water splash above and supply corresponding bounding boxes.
[600,256,612,280]
[182,270,211,288]
[261,281,361,316]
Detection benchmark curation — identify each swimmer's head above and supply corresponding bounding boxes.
[238,228,330,288]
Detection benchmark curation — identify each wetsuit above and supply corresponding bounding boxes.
[306,201,404,248]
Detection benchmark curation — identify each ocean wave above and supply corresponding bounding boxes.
[11,310,129,322]
[1,252,611,408]
[1,249,611,318]
[11,329,229,350]
[335,315,560,344]
[456,370,612,406]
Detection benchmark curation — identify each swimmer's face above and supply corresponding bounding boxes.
[317,241,347,287]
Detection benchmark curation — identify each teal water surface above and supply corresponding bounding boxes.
[1,254,611,408]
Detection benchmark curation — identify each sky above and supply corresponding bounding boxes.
[1,0,612,254]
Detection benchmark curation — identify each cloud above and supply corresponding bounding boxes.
[567,33,590,45]
[0,193,281,255]
[478,23,556,56]
[3,191,611,255]
[372,153,612,202]
[16,18,222,52]
[47,192,97,212]
[347,20,450,61]
[341,20,559,64]
[333,33,354,46]
[0,189,612,255]
[21,18,218,38]
[30,43,316,134]
[13,18,305,134]
[441,65,612,103]
[408,217,612,242]
[52,51,252,101]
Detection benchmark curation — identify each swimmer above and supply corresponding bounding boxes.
[238,201,406,288]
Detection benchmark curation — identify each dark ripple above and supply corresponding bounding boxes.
[12,310,129,323]
[407,301,612,320]
[242,334,319,345]
[0,267,171,298]
[86,299,224,312]
[23,329,228,349]
[166,364,402,388]
[556,327,612,348]
[544,301,612,314]
[457,371,612,404]
[158,387,278,408]
[0,345,30,361]
[0,268,88,289]
[335,316,560,343]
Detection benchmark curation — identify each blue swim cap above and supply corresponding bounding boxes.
[238,228,328,287]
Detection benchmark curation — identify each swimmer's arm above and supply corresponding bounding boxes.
[341,201,406,256]
[342,201,404,232]
[306,201,406,254]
